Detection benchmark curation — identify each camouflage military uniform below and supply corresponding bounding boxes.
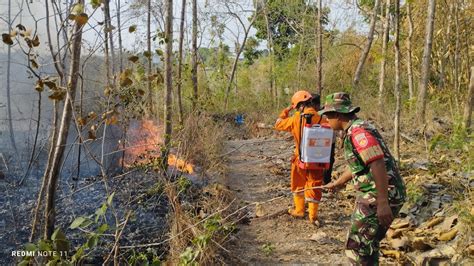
[319,92,406,265]
[344,118,406,264]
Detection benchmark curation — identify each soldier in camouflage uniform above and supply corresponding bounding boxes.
[319,92,406,265]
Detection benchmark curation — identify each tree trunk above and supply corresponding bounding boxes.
[393,0,401,160]
[104,0,116,81]
[416,0,436,123]
[463,67,474,132]
[378,0,390,108]
[224,17,255,111]
[6,0,17,153]
[116,0,124,72]
[262,1,275,106]
[161,0,173,173]
[353,0,381,87]
[316,0,323,95]
[177,0,186,125]
[43,2,84,239]
[191,0,198,111]
[406,2,414,100]
[147,0,153,116]
[453,1,460,95]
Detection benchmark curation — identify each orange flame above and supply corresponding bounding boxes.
[122,120,194,173]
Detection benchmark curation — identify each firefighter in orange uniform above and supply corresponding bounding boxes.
[275,90,328,225]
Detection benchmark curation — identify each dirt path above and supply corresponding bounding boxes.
[221,136,352,264]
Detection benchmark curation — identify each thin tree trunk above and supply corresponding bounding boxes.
[353,0,381,87]
[161,0,173,173]
[104,0,116,84]
[393,0,401,160]
[6,0,17,153]
[224,16,255,111]
[116,0,123,72]
[30,101,58,242]
[406,2,414,99]
[147,0,153,116]
[191,0,198,111]
[44,4,84,238]
[378,0,390,108]
[453,1,460,95]
[316,0,323,95]
[416,0,436,123]
[463,67,474,132]
[177,0,186,125]
[262,1,275,105]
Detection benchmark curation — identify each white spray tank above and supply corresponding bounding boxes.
[298,113,334,170]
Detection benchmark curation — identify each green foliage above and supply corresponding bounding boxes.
[406,182,425,204]
[261,242,275,256]
[253,0,329,60]
[177,176,192,192]
[20,193,117,265]
[179,215,232,265]
[128,249,161,266]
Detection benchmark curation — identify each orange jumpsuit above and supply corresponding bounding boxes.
[275,107,328,203]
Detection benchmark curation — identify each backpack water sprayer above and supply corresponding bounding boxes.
[298,113,334,170]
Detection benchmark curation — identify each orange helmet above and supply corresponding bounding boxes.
[291,90,312,108]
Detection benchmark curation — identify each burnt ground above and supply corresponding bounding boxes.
[219,132,474,264]
[0,169,172,265]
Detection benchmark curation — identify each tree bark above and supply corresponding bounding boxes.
[43,1,84,239]
[161,0,173,173]
[191,0,198,111]
[176,0,186,125]
[406,2,414,99]
[116,0,123,72]
[147,0,153,116]
[316,0,323,95]
[262,0,275,106]
[393,0,401,160]
[463,67,474,132]
[6,0,17,153]
[416,0,436,123]
[353,0,381,87]
[378,0,390,108]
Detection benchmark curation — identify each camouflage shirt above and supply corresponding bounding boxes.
[343,119,406,206]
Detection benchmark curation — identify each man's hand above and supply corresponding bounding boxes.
[377,200,393,228]
[322,182,342,193]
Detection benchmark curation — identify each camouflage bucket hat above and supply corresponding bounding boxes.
[318,92,360,115]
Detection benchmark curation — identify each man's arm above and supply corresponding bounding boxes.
[369,158,393,227]
[323,166,353,192]
[274,106,294,131]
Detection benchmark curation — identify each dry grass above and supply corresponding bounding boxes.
[174,112,227,174]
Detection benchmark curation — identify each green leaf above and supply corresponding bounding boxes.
[24,243,37,252]
[71,246,84,262]
[129,25,137,33]
[71,3,84,15]
[143,51,152,58]
[97,223,108,234]
[70,217,87,229]
[90,0,101,9]
[38,240,52,251]
[18,261,29,266]
[51,228,66,241]
[87,235,99,248]
[107,192,115,206]
[46,260,57,266]
[95,203,108,216]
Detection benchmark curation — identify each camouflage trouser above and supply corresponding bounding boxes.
[345,202,403,265]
